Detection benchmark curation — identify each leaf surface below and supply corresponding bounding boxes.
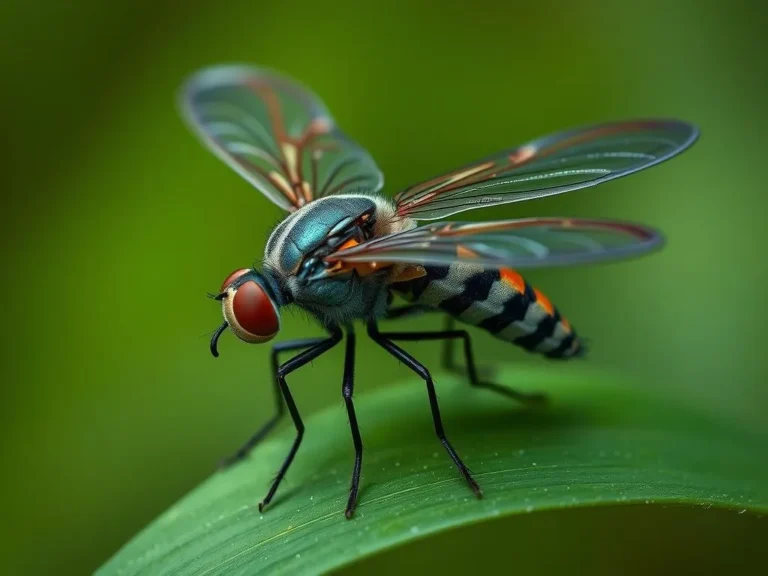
[97,366,768,575]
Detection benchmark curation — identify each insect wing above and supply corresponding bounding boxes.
[180,65,383,211]
[395,120,698,220]
[326,218,663,270]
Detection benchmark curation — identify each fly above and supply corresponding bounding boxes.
[179,65,699,518]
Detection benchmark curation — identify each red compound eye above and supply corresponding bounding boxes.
[221,268,251,291]
[228,281,279,342]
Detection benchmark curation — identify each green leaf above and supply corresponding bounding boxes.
[97,366,768,576]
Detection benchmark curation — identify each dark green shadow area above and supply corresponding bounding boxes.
[96,366,768,575]
[339,505,766,575]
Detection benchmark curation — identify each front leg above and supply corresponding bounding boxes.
[219,337,327,469]
[259,328,343,512]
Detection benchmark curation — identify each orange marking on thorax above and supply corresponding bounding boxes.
[324,238,395,277]
[533,288,554,316]
[499,268,526,293]
[560,316,572,333]
[352,261,393,277]
[338,238,360,251]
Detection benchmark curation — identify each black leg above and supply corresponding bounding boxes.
[385,304,437,320]
[440,316,459,373]
[219,337,326,469]
[396,317,547,406]
[341,325,363,519]
[386,308,463,373]
[259,329,343,512]
[367,321,482,498]
[440,316,497,386]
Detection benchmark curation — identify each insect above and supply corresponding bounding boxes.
[180,65,698,518]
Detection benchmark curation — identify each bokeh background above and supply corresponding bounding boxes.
[1,1,766,574]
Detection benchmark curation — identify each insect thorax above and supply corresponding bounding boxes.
[263,194,409,326]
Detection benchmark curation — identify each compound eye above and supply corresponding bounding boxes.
[221,268,251,291]
[224,280,280,343]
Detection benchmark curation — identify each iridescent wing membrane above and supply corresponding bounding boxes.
[180,65,383,211]
[180,66,696,272]
[326,120,697,272]
[327,218,663,270]
[395,120,698,220]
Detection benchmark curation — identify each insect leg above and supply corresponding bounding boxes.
[219,337,326,469]
[341,324,363,519]
[259,329,343,512]
[439,317,498,383]
[367,321,482,498]
[386,307,490,378]
[385,323,547,406]
[384,304,438,320]
[440,316,458,373]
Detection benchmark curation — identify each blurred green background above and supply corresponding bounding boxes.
[1,1,766,574]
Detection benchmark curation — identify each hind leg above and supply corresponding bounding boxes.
[388,316,547,406]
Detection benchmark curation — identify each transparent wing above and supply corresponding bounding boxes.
[326,218,663,270]
[180,65,383,212]
[395,120,698,220]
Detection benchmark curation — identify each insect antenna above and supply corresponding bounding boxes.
[198,327,222,339]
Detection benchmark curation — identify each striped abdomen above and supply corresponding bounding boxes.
[391,265,583,359]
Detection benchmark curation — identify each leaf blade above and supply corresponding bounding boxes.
[97,366,768,576]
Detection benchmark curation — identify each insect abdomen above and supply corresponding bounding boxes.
[391,265,583,359]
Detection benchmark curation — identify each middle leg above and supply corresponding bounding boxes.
[341,324,363,518]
